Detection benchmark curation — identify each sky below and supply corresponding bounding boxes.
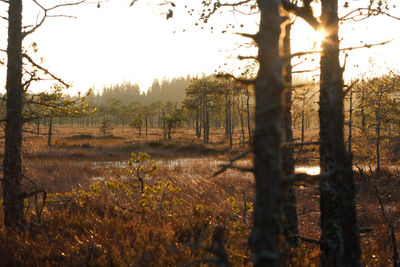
[0,0,400,95]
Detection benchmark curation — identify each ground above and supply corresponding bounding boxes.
[0,126,398,266]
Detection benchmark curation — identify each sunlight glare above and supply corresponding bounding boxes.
[309,29,327,48]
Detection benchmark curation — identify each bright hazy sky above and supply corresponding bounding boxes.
[0,0,400,94]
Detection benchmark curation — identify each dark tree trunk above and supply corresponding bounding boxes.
[319,0,361,265]
[348,86,353,152]
[231,99,235,136]
[196,103,201,138]
[281,22,299,248]
[361,89,366,128]
[246,88,252,144]
[36,119,40,136]
[48,116,53,147]
[301,98,305,151]
[249,1,283,266]
[162,109,166,140]
[203,94,209,144]
[3,0,25,231]
[228,94,233,148]
[145,117,148,137]
[239,97,245,147]
[376,88,382,172]
[225,93,230,140]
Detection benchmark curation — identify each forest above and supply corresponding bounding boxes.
[1,0,400,266]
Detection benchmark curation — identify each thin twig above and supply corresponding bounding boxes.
[375,189,399,267]
[289,39,393,59]
[282,140,319,147]
[22,53,70,87]
[213,150,252,177]
[298,236,321,245]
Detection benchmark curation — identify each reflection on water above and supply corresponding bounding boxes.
[91,158,399,181]
[92,158,324,176]
[295,166,321,175]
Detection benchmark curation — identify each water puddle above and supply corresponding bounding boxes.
[91,158,325,176]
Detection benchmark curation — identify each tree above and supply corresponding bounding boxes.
[183,77,223,144]
[161,108,185,140]
[2,0,85,232]
[99,119,114,136]
[293,82,318,150]
[248,1,283,265]
[130,113,144,138]
[280,0,391,265]
[281,19,299,248]
[283,0,361,265]
[24,85,95,146]
[319,1,361,265]
[3,0,25,231]
[354,74,400,170]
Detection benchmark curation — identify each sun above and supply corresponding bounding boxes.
[291,21,328,52]
[309,29,327,49]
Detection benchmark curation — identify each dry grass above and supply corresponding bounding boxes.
[0,126,399,266]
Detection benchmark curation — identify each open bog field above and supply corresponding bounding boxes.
[0,126,399,266]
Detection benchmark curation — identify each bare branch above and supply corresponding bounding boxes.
[22,0,85,38]
[212,150,252,177]
[289,39,393,59]
[282,140,320,147]
[343,79,359,97]
[283,172,320,185]
[298,236,321,245]
[20,174,47,227]
[282,0,320,30]
[216,72,254,85]
[340,7,400,22]
[238,55,257,60]
[375,189,400,267]
[22,53,70,87]
[235,32,256,40]
[292,68,319,74]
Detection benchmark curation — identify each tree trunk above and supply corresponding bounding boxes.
[239,97,245,147]
[249,1,282,265]
[225,93,230,140]
[228,94,233,148]
[203,94,209,144]
[376,88,382,173]
[231,99,235,136]
[319,0,361,265]
[196,103,200,138]
[145,117,148,137]
[3,0,25,231]
[348,86,353,152]
[300,101,305,152]
[48,116,53,147]
[246,88,252,144]
[361,89,366,128]
[36,119,40,136]
[281,21,299,249]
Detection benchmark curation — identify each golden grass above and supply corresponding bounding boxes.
[0,126,399,266]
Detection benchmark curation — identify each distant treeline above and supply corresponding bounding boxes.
[87,76,191,105]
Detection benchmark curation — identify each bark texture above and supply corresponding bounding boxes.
[319,0,361,265]
[249,1,283,266]
[3,0,25,231]
[281,22,299,248]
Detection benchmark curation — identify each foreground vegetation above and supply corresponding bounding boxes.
[0,127,398,266]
